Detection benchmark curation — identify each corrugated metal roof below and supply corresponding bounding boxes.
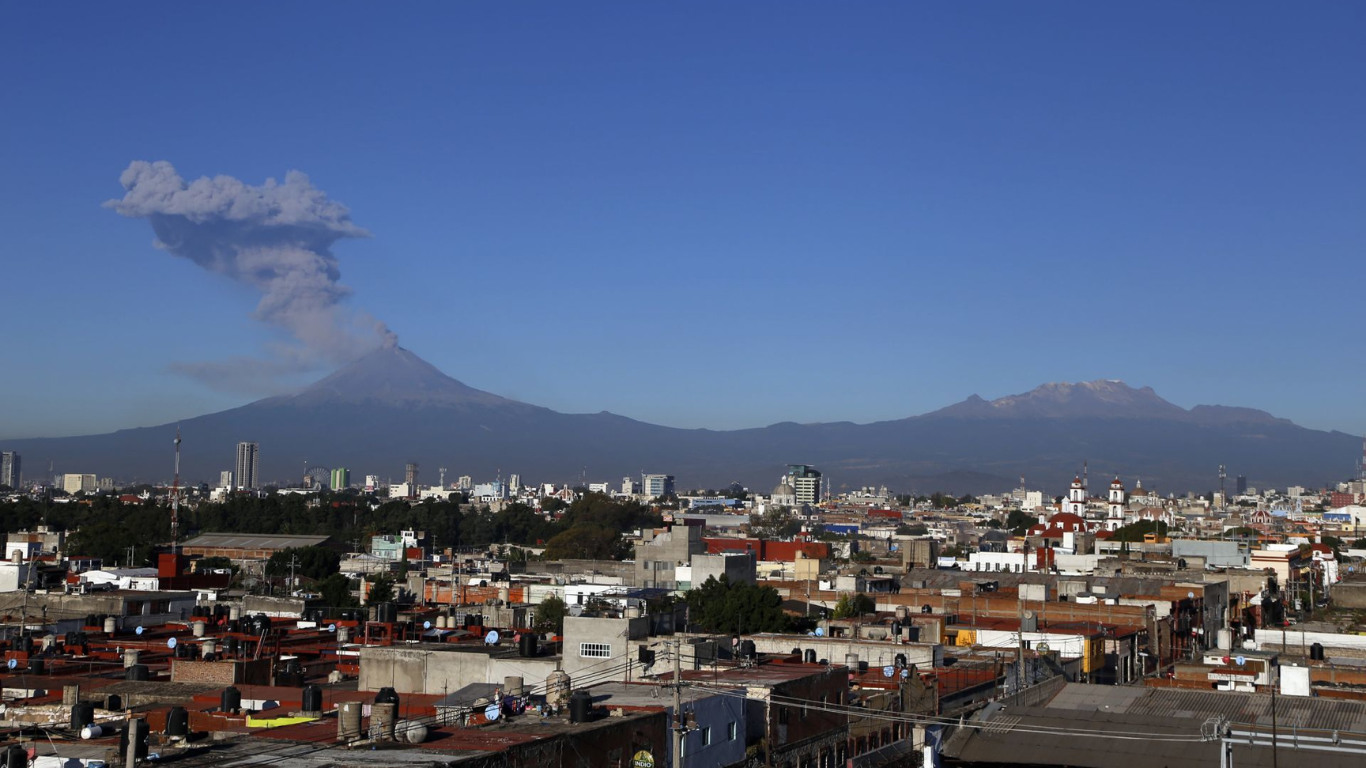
[180,533,331,550]
[1047,683,1366,733]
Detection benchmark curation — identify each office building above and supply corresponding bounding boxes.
[785,464,822,505]
[0,452,19,489]
[1236,475,1248,495]
[404,462,419,487]
[330,467,351,491]
[235,442,259,490]
[61,474,97,495]
[219,471,233,489]
[642,473,675,499]
[364,475,379,492]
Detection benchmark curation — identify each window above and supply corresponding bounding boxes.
[580,642,612,658]
[701,726,712,746]
[728,722,738,741]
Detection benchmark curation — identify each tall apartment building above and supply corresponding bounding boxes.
[785,464,822,505]
[0,452,19,489]
[235,442,259,490]
[219,471,233,489]
[641,473,675,499]
[404,462,419,487]
[330,467,351,491]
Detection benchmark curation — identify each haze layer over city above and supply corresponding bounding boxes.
[1,4,1364,768]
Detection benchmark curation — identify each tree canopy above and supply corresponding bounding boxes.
[685,576,789,634]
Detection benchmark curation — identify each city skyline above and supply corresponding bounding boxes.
[3,3,1364,441]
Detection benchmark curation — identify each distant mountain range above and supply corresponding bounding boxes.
[3,347,1359,495]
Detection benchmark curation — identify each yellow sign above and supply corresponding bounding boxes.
[631,750,655,768]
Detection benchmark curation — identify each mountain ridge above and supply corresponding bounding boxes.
[0,350,1354,494]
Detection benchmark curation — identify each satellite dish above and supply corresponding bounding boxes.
[167,637,177,650]
[485,630,500,645]
[423,621,432,630]
[1037,642,1050,654]
[568,605,584,617]
[1188,591,1195,600]
[484,703,501,722]
[6,659,15,670]
[900,668,910,679]
[814,628,825,637]
[1236,655,1246,666]
[327,624,337,633]
[135,626,144,636]
[882,665,894,678]
[1022,610,1035,620]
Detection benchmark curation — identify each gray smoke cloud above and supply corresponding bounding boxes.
[106,161,395,391]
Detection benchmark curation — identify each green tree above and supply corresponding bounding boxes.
[685,576,789,634]
[1006,510,1035,535]
[534,594,568,634]
[749,506,801,539]
[266,546,341,582]
[319,573,358,608]
[366,574,395,606]
[833,593,876,619]
[1110,520,1168,543]
[543,525,621,560]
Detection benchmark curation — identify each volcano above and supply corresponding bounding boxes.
[2,350,1357,494]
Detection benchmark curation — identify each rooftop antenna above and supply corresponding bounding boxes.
[171,427,181,556]
[1218,464,1227,504]
[1359,436,1366,481]
[1082,460,1088,492]
[439,467,448,488]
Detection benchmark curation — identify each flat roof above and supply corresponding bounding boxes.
[181,533,331,550]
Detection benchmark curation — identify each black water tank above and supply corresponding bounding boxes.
[166,706,189,737]
[569,690,593,723]
[739,639,756,659]
[519,634,537,658]
[4,745,25,768]
[28,658,44,675]
[125,664,149,681]
[377,603,398,624]
[71,702,95,730]
[895,653,907,668]
[104,694,122,711]
[221,686,242,713]
[375,687,400,706]
[284,658,302,675]
[252,614,272,633]
[302,684,323,713]
[921,605,933,614]
[16,636,32,655]
[120,719,149,760]
[891,622,902,638]
[1311,643,1325,661]
[804,649,817,664]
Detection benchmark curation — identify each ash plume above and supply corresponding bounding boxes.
[107,160,395,391]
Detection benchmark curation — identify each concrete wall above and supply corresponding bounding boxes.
[562,615,650,682]
[357,643,562,695]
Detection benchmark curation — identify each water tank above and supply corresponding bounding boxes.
[201,639,217,658]
[544,670,572,709]
[1311,643,1326,661]
[41,634,55,651]
[375,687,400,706]
[103,617,117,634]
[921,605,933,614]
[371,702,397,742]
[220,686,241,713]
[229,605,241,621]
[104,694,122,712]
[891,621,902,638]
[252,614,272,634]
[740,639,757,659]
[569,690,593,723]
[377,603,398,624]
[125,664,149,681]
[3,746,22,768]
[895,653,907,668]
[338,701,363,742]
[396,720,429,744]
[192,621,206,638]
[63,684,81,706]
[301,685,323,714]
[337,626,352,643]
[123,650,140,669]
[16,635,32,655]
[519,633,537,657]
[80,724,105,740]
[28,658,44,675]
[435,615,448,630]
[804,649,817,664]
[120,719,149,761]
[71,702,95,730]
[844,653,860,670]
[895,605,909,620]
[503,676,525,696]
[166,706,189,737]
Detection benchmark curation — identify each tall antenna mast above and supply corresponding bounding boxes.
[171,427,181,556]
[1218,464,1227,504]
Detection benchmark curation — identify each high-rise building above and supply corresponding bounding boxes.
[509,474,521,493]
[457,475,472,491]
[0,452,19,489]
[785,464,822,505]
[1236,475,1248,495]
[365,475,379,492]
[219,471,233,489]
[330,467,351,491]
[235,442,259,490]
[404,462,419,487]
[61,473,97,495]
[642,473,675,499]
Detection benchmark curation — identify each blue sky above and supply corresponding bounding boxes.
[2,3,1363,438]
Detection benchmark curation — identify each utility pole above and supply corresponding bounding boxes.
[672,636,684,768]
[288,554,300,593]
[171,427,181,555]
